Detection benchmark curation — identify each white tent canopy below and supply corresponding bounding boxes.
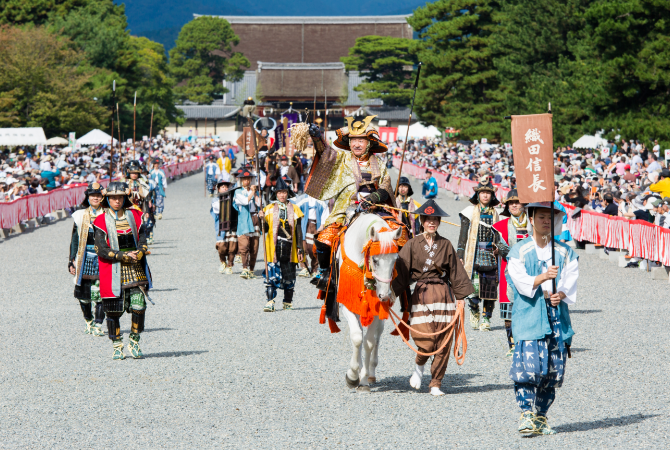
[46,136,68,146]
[0,127,47,146]
[573,134,607,149]
[397,123,442,139]
[76,129,117,146]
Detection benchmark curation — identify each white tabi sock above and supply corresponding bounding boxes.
[409,364,424,390]
[430,387,445,396]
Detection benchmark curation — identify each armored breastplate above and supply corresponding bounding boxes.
[474,212,497,270]
[358,172,375,194]
[117,232,137,251]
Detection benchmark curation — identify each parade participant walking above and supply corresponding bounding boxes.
[211,180,238,274]
[124,160,151,213]
[457,176,501,331]
[278,155,299,192]
[507,202,578,435]
[304,116,400,291]
[396,176,418,237]
[68,182,106,336]
[149,158,167,220]
[492,189,531,356]
[233,166,262,279]
[93,182,152,360]
[260,175,304,312]
[205,155,221,196]
[392,199,474,396]
[293,193,329,277]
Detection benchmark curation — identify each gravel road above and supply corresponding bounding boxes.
[0,167,668,449]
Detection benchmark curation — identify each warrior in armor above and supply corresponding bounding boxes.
[233,166,262,279]
[93,182,152,360]
[293,193,329,277]
[493,189,531,356]
[149,158,167,220]
[396,176,419,238]
[211,180,238,275]
[260,175,304,312]
[278,154,299,192]
[457,177,501,332]
[68,182,106,336]
[305,116,405,290]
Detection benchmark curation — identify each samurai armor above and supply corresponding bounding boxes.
[477,271,499,300]
[102,297,125,318]
[500,301,513,321]
[276,235,293,263]
[121,261,148,289]
[474,242,497,271]
[82,245,100,280]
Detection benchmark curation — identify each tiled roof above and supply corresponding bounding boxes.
[195,15,411,25]
[177,105,240,120]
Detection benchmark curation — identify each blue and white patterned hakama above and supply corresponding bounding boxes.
[510,299,567,415]
[155,194,164,213]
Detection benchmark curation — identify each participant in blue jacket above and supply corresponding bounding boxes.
[421,170,438,199]
[506,202,579,436]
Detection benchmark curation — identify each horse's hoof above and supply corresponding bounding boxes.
[356,385,371,394]
[345,374,360,389]
[368,377,376,384]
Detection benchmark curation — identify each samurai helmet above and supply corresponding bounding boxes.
[332,115,387,154]
[102,181,133,209]
[500,188,524,217]
[80,182,104,207]
[469,175,499,206]
[271,175,295,201]
[125,160,142,174]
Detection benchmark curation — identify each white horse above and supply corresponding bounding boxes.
[338,213,402,393]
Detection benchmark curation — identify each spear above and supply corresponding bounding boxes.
[109,80,116,177]
[394,62,422,196]
[133,91,137,159]
[149,104,155,139]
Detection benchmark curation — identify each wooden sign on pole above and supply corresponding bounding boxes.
[236,127,262,158]
[510,113,554,204]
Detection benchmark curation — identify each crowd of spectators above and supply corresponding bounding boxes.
[391,137,670,229]
[0,138,241,204]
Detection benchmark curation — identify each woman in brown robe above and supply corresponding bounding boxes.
[392,199,474,396]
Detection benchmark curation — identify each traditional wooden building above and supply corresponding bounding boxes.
[164,15,416,140]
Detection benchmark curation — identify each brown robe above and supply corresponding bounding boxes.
[392,233,474,388]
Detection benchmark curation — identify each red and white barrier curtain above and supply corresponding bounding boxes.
[393,156,669,266]
[0,157,203,229]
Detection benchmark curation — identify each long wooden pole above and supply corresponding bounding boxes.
[149,104,154,139]
[248,113,268,279]
[116,103,121,161]
[133,91,137,160]
[394,62,422,197]
[109,80,115,177]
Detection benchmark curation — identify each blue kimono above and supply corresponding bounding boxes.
[506,237,578,415]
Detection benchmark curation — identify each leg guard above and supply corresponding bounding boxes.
[467,295,481,312]
[505,320,514,348]
[482,300,495,319]
[94,302,105,324]
[311,240,332,290]
[79,301,93,321]
[266,284,277,301]
[284,288,294,304]
[106,317,122,341]
[131,309,145,334]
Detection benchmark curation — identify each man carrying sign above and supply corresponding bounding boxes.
[507,114,580,436]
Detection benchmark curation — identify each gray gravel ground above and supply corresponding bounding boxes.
[1,167,668,449]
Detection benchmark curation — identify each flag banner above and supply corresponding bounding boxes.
[511,114,554,203]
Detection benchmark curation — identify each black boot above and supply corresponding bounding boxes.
[310,240,332,291]
[94,302,105,324]
[283,289,294,310]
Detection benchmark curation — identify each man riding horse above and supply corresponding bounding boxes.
[306,116,406,290]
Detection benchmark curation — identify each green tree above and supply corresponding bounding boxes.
[169,16,250,104]
[493,0,591,146]
[341,35,417,106]
[0,0,92,26]
[49,0,181,138]
[0,25,109,136]
[409,0,506,142]
[572,0,670,146]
